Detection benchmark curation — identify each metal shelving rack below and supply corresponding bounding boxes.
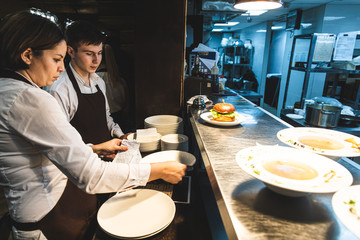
[220,45,253,81]
[283,34,360,109]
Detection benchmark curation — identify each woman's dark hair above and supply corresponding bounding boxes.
[65,20,105,50]
[0,10,64,71]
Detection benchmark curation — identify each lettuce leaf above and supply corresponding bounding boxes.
[210,109,238,118]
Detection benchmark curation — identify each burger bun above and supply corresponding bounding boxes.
[213,103,235,114]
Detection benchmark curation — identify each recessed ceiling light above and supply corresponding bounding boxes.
[212,29,224,32]
[214,22,239,26]
[271,26,283,30]
[324,16,346,21]
[234,0,282,11]
[300,23,312,28]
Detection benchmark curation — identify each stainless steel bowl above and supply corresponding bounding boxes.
[305,103,342,128]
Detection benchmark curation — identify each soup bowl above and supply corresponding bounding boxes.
[277,127,360,160]
[236,145,353,197]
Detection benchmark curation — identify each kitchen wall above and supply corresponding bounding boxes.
[135,0,186,128]
[235,22,269,85]
[268,30,286,74]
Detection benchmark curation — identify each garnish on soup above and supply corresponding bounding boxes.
[345,199,360,221]
[345,138,360,152]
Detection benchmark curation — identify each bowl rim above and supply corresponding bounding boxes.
[161,134,188,143]
[141,150,196,166]
[128,133,161,143]
[144,115,183,126]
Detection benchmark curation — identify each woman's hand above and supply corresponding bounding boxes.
[149,161,187,184]
[91,138,128,160]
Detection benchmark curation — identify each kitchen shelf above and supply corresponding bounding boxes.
[219,45,253,81]
[283,33,360,110]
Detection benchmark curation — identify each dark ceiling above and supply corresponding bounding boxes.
[0,0,136,41]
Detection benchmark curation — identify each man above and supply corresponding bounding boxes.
[49,21,127,156]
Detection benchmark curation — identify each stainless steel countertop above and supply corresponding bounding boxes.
[189,94,360,240]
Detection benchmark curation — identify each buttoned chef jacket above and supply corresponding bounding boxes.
[0,73,150,239]
[47,62,124,139]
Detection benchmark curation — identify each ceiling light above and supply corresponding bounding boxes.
[300,23,312,29]
[214,22,239,26]
[324,16,345,21]
[234,0,283,10]
[271,26,283,30]
[212,29,224,32]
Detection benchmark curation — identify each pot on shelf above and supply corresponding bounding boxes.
[305,103,342,128]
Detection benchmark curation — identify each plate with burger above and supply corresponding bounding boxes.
[200,102,245,126]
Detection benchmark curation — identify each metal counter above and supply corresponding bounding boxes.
[189,94,360,240]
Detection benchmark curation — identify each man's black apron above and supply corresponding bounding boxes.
[66,66,113,204]
[0,69,98,239]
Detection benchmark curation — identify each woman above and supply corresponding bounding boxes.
[0,11,186,240]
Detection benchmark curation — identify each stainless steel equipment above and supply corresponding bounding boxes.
[305,103,342,128]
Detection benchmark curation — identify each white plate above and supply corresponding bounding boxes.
[200,111,245,126]
[332,185,360,238]
[97,189,175,239]
[140,150,196,166]
[277,127,360,158]
[286,113,304,120]
[236,145,353,197]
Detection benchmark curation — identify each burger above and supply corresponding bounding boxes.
[210,102,237,122]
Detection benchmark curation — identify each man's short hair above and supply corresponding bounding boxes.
[65,20,105,50]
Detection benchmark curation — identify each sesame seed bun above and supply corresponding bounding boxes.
[213,103,235,114]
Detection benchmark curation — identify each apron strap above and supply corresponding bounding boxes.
[66,65,82,94]
[0,69,32,85]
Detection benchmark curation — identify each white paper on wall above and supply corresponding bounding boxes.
[333,32,357,61]
[312,33,336,62]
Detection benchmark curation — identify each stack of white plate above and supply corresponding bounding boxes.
[127,132,161,152]
[98,189,175,239]
[161,134,188,152]
[144,115,183,136]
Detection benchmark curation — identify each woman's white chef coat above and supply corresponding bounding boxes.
[0,75,150,225]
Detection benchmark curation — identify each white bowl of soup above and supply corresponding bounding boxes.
[236,145,353,197]
[277,127,360,160]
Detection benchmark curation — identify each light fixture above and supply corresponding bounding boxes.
[271,26,284,30]
[214,22,239,27]
[234,0,283,11]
